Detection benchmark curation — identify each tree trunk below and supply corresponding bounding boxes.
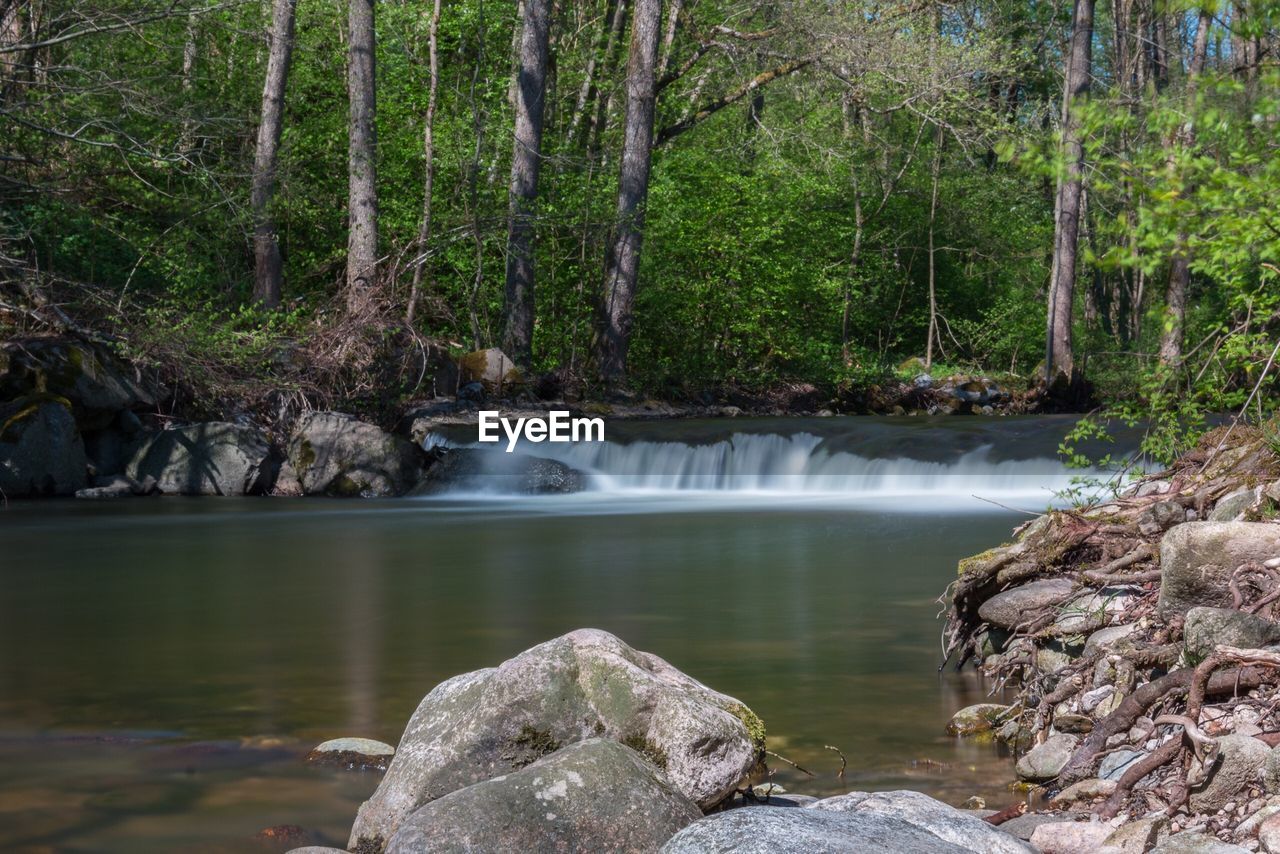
[406,0,442,326]
[596,0,661,384]
[1158,8,1211,368]
[345,0,379,317]
[250,0,298,309]
[925,125,943,370]
[501,0,552,369]
[1044,0,1095,383]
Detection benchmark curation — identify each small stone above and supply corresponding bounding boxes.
[306,737,396,772]
[1051,778,1117,805]
[1084,624,1140,657]
[1139,500,1186,535]
[1015,733,1080,782]
[1082,685,1117,713]
[1053,713,1094,734]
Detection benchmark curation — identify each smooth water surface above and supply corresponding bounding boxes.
[0,416,1102,852]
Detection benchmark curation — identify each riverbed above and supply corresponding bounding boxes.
[0,415,1114,851]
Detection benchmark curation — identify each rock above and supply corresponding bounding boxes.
[809,790,1035,854]
[1184,607,1280,661]
[126,422,277,496]
[1100,748,1146,781]
[413,448,585,495]
[1265,745,1280,794]
[1053,713,1093,733]
[349,629,765,851]
[978,579,1077,630]
[306,737,395,772]
[947,703,1010,737]
[385,739,700,854]
[1051,589,1137,637]
[1036,646,1074,674]
[1084,624,1140,657]
[1235,804,1280,839]
[284,849,349,854]
[288,412,425,497]
[1212,488,1260,522]
[1139,500,1186,535]
[1103,816,1169,853]
[1029,819,1114,854]
[998,812,1062,842]
[0,397,87,496]
[660,806,972,854]
[458,348,522,393]
[1081,685,1117,714]
[1150,831,1251,853]
[0,338,156,430]
[1159,523,1280,618]
[1015,733,1080,781]
[1259,812,1280,853]
[75,475,136,499]
[1051,777,1116,805]
[1190,733,1270,812]
[1136,480,1173,497]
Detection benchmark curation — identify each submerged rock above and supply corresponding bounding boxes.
[348,629,765,851]
[1159,523,1280,617]
[809,790,1034,854]
[385,739,700,854]
[0,397,87,496]
[413,448,585,495]
[288,412,425,497]
[306,737,395,772]
[946,703,1010,737]
[126,422,276,496]
[1183,607,1280,661]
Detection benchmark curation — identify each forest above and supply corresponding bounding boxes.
[1,0,1278,444]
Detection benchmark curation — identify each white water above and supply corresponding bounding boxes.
[425,428,1101,508]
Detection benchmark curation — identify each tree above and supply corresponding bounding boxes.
[406,0,443,326]
[501,0,552,369]
[346,0,379,317]
[596,0,661,383]
[1044,0,1096,383]
[251,0,298,309]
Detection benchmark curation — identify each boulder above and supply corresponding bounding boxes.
[1029,820,1114,854]
[1190,734,1270,812]
[978,578,1077,630]
[288,412,425,497]
[1259,812,1280,854]
[946,703,1010,737]
[0,338,156,430]
[998,812,1062,842]
[348,629,766,851]
[1184,607,1280,661]
[1211,488,1260,522]
[1102,815,1168,853]
[1015,733,1080,782]
[306,737,395,772]
[1159,523,1280,618]
[412,448,585,495]
[385,739,699,854]
[1139,500,1186,535]
[126,422,277,496]
[660,806,972,854]
[1084,624,1140,657]
[809,790,1034,854]
[1266,745,1280,794]
[1150,832,1250,853]
[459,348,521,393]
[0,396,87,496]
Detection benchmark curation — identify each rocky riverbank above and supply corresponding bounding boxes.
[944,421,1280,852]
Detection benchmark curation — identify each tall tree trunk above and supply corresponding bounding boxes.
[925,125,943,370]
[406,0,442,326]
[596,0,661,384]
[501,0,552,369]
[250,0,298,309]
[1158,8,1211,368]
[1044,0,1095,383]
[345,0,379,317]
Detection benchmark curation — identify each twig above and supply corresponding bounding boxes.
[824,745,847,780]
[970,494,1042,516]
[766,750,815,777]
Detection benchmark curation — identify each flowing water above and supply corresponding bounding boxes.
[0,415,1124,852]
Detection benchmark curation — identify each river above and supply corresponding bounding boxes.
[0,415,1118,852]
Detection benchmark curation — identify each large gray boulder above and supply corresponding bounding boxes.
[412,448,585,495]
[660,806,971,853]
[349,629,766,852]
[126,422,276,496]
[1189,733,1270,813]
[386,739,700,854]
[978,579,1076,630]
[0,397,87,496]
[288,411,425,497]
[1159,523,1280,617]
[809,790,1034,854]
[1183,607,1280,661]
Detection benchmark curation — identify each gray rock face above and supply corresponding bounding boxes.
[413,448,585,495]
[288,412,425,497]
[978,579,1077,630]
[386,739,700,854]
[0,397,87,496]
[1015,733,1080,781]
[126,422,276,496]
[809,790,1034,854]
[660,806,971,854]
[1184,607,1280,661]
[0,338,156,430]
[1189,733,1270,812]
[349,629,765,852]
[1159,523,1280,618]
